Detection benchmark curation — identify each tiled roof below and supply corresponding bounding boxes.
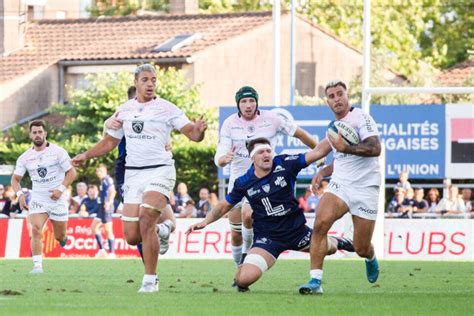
[437,58,474,85]
[0,12,273,83]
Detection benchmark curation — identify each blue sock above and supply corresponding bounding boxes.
[108,239,115,253]
[137,243,144,263]
[59,236,68,247]
[95,234,103,250]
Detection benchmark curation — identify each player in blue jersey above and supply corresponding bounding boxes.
[186,137,354,292]
[92,164,117,258]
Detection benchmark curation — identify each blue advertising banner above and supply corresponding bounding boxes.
[372,105,445,179]
[218,105,446,180]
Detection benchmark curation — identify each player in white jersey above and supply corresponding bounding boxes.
[215,86,317,277]
[72,64,207,293]
[11,120,77,274]
[299,80,382,295]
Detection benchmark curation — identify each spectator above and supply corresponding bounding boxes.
[0,184,12,217]
[71,182,88,213]
[435,185,466,215]
[180,199,196,218]
[426,188,440,213]
[174,182,192,214]
[461,188,472,213]
[79,185,100,217]
[402,188,416,214]
[196,188,211,218]
[298,187,311,212]
[413,188,429,213]
[395,171,411,192]
[3,185,22,217]
[386,188,405,216]
[306,190,321,213]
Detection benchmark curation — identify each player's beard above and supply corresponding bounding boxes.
[32,137,45,147]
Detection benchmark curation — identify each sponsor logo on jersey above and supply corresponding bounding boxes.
[231,126,244,130]
[247,125,255,133]
[297,230,311,248]
[284,155,299,161]
[262,184,270,193]
[132,121,144,133]
[247,187,261,197]
[274,176,287,188]
[274,165,285,173]
[37,167,47,178]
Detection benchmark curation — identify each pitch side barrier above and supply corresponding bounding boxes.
[0,217,472,260]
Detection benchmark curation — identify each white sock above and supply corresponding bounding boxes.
[157,222,170,238]
[241,226,254,253]
[231,244,242,267]
[310,269,323,280]
[32,255,42,266]
[366,253,376,262]
[143,274,156,284]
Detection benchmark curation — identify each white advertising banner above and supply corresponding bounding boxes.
[384,219,473,260]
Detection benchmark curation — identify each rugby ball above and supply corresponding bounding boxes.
[327,120,360,146]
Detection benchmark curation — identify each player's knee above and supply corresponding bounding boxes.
[31,224,43,237]
[314,217,333,234]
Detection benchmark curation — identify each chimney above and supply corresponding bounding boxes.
[169,0,199,15]
[1,0,27,55]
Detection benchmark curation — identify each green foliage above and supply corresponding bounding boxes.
[89,0,168,16]
[0,66,217,195]
[173,142,218,199]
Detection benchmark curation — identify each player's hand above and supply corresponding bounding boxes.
[165,143,172,152]
[49,189,62,201]
[194,116,207,133]
[106,112,123,130]
[311,173,324,194]
[222,146,236,165]
[18,195,28,211]
[79,210,89,217]
[72,153,87,167]
[185,221,207,234]
[327,131,348,153]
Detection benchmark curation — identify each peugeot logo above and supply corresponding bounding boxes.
[132,121,144,133]
[37,167,47,178]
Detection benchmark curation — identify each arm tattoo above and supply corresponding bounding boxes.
[345,136,381,157]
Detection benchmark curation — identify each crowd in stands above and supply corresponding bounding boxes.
[1,169,473,220]
[385,171,473,218]
[0,173,219,219]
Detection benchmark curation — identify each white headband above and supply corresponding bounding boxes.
[250,144,272,158]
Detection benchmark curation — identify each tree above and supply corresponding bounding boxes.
[0,67,218,196]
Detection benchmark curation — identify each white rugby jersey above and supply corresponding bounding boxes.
[106,97,190,167]
[215,110,297,191]
[329,107,381,187]
[14,143,72,197]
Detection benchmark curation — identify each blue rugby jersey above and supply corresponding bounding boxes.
[226,154,308,239]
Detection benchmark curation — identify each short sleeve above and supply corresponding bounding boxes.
[214,119,233,166]
[283,153,308,174]
[273,112,297,136]
[167,104,191,131]
[58,147,72,172]
[358,112,379,141]
[14,156,26,177]
[225,178,245,205]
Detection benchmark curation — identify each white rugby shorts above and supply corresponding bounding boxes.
[29,194,69,222]
[122,165,176,204]
[325,180,379,221]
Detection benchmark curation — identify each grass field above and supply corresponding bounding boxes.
[0,259,473,315]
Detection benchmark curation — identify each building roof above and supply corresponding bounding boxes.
[1,12,275,83]
[437,58,474,86]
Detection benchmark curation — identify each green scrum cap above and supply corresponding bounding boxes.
[235,86,259,116]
